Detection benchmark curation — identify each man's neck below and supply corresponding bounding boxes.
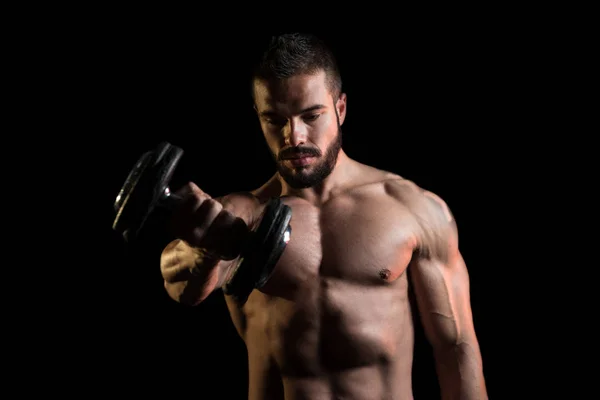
[278,150,356,205]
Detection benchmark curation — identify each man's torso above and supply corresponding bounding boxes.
[225,172,428,399]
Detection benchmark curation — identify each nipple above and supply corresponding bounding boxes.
[379,269,391,281]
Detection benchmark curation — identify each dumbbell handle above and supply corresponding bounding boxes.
[159,186,184,211]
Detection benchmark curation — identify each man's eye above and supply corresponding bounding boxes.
[266,118,286,126]
[303,114,320,121]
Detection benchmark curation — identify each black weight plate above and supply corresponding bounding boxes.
[224,197,292,304]
[149,142,184,213]
[112,141,183,242]
[254,203,292,289]
[112,150,153,236]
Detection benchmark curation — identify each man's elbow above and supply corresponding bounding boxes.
[163,280,211,306]
[431,329,482,361]
[431,337,487,399]
[433,337,481,360]
[429,327,485,375]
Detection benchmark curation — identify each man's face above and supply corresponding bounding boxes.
[253,71,347,188]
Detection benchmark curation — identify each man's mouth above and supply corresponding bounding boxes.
[285,153,312,160]
[286,155,315,167]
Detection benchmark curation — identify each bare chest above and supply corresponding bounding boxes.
[243,191,418,374]
[259,192,417,295]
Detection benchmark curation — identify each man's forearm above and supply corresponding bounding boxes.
[434,340,488,400]
[162,239,236,305]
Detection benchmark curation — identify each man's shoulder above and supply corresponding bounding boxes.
[219,190,261,205]
[378,175,458,260]
[217,175,279,205]
[248,174,282,202]
[379,174,455,226]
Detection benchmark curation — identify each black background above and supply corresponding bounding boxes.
[17,11,584,399]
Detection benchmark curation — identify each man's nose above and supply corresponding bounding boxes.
[284,119,307,147]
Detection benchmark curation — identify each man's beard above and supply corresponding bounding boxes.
[275,125,343,189]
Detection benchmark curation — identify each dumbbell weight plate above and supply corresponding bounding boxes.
[223,197,292,304]
[113,141,184,242]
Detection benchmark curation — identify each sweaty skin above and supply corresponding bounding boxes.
[161,71,487,399]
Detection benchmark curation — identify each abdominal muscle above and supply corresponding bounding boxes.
[245,273,415,400]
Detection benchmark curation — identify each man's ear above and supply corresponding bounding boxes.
[336,92,347,125]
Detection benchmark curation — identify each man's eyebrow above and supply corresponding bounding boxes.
[299,104,327,114]
[260,104,327,117]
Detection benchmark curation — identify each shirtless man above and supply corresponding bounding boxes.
[160,33,488,399]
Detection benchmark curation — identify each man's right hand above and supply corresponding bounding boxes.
[169,182,250,261]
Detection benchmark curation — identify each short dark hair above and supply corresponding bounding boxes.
[251,33,343,101]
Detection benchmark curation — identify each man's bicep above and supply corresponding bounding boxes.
[409,250,476,349]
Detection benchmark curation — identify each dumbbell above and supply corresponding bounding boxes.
[112,141,292,304]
